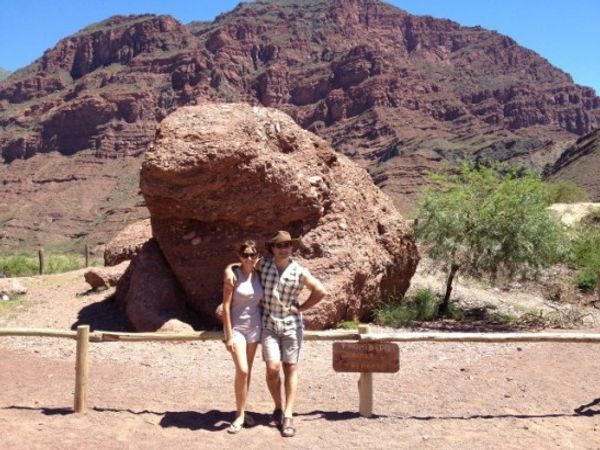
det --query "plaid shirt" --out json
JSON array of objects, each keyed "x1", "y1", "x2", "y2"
[{"x1": 258, "y1": 256, "x2": 307, "y2": 332}]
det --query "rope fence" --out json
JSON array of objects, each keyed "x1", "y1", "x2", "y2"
[{"x1": 2, "y1": 326, "x2": 600, "y2": 415}]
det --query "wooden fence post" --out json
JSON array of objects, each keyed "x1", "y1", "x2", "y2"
[
  {"x1": 74, "y1": 325, "x2": 90, "y2": 413},
  {"x1": 38, "y1": 247, "x2": 45, "y2": 275},
  {"x1": 84, "y1": 244, "x2": 90, "y2": 268},
  {"x1": 357, "y1": 324, "x2": 373, "y2": 418}
]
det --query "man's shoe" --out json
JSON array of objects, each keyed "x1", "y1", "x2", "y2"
[{"x1": 271, "y1": 408, "x2": 283, "y2": 428}]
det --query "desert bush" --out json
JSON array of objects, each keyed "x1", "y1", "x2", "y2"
[
  {"x1": 373, "y1": 288, "x2": 440, "y2": 327},
  {"x1": 0, "y1": 253, "x2": 39, "y2": 277},
  {"x1": 413, "y1": 288, "x2": 439, "y2": 320},
  {"x1": 568, "y1": 222, "x2": 600, "y2": 293},
  {"x1": 373, "y1": 295, "x2": 415, "y2": 328},
  {"x1": 416, "y1": 162, "x2": 568, "y2": 314},
  {"x1": 545, "y1": 180, "x2": 590, "y2": 204},
  {"x1": 45, "y1": 253, "x2": 85, "y2": 274}
]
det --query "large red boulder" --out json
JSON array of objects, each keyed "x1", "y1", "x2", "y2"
[{"x1": 135, "y1": 102, "x2": 418, "y2": 329}]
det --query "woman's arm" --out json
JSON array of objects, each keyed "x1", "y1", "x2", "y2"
[{"x1": 222, "y1": 271, "x2": 236, "y2": 353}]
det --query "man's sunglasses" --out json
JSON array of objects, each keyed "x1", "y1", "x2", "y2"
[
  {"x1": 273, "y1": 242, "x2": 293, "y2": 249},
  {"x1": 241, "y1": 252, "x2": 258, "y2": 258}
]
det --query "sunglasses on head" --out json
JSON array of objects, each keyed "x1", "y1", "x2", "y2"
[
  {"x1": 241, "y1": 252, "x2": 258, "y2": 258},
  {"x1": 273, "y1": 242, "x2": 293, "y2": 249}
]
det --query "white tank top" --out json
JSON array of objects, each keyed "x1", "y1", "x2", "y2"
[{"x1": 231, "y1": 268, "x2": 263, "y2": 328}]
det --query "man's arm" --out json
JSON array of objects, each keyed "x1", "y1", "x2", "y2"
[
  {"x1": 297, "y1": 271, "x2": 327, "y2": 312},
  {"x1": 224, "y1": 262, "x2": 241, "y2": 286}
]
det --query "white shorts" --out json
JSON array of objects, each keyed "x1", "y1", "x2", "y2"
[{"x1": 232, "y1": 324, "x2": 261, "y2": 344}]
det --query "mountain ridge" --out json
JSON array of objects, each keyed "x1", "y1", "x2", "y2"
[
  {"x1": 0, "y1": 0, "x2": 599, "y2": 251},
  {"x1": 0, "y1": 67, "x2": 10, "y2": 81}
]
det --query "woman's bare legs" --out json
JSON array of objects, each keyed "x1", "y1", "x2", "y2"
[{"x1": 230, "y1": 340, "x2": 259, "y2": 427}]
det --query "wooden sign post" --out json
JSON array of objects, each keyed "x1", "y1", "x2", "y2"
[{"x1": 332, "y1": 325, "x2": 399, "y2": 417}]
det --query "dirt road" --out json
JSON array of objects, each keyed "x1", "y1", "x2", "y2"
[{"x1": 1, "y1": 270, "x2": 599, "y2": 449}]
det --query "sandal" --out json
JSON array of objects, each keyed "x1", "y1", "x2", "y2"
[
  {"x1": 227, "y1": 420, "x2": 244, "y2": 434},
  {"x1": 281, "y1": 417, "x2": 296, "y2": 438},
  {"x1": 244, "y1": 413, "x2": 256, "y2": 427},
  {"x1": 271, "y1": 408, "x2": 283, "y2": 428}
]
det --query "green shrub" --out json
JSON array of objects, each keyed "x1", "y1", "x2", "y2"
[
  {"x1": 373, "y1": 289, "x2": 440, "y2": 327},
  {"x1": 545, "y1": 180, "x2": 590, "y2": 204},
  {"x1": 574, "y1": 267, "x2": 599, "y2": 293},
  {"x1": 0, "y1": 254, "x2": 39, "y2": 277},
  {"x1": 413, "y1": 288, "x2": 439, "y2": 320},
  {"x1": 45, "y1": 253, "x2": 85, "y2": 274},
  {"x1": 0, "y1": 251, "x2": 95, "y2": 277},
  {"x1": 373, "y1": 297, "x2": 417, "y2": 328},
  {"x1": 337, "y1": 320, "x2": 359, "y2": 330},
  {"x1": 568, "y1": 225, "x2": 600, "y2": 292}
]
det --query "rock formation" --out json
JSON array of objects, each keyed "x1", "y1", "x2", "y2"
[
  {"x1": 118, "y1": 102, "x2": 419, "y2": 330},
  {"x1": 116, "y1": 239, "x2": 192, "y2": 332},
  {"x1": 546, "y1": 128, "x2": 600, "y2": 201},
  {"x1": 104, "y1": 218, "x2": 152, "y2": 266},
  {"x1": 84, "y1": 261, "x2": 129, "y2": 289}
]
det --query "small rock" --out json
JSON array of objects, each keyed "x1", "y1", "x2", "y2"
[{"x1": 1, "y1": 294, "x2": 9, "y2": 301}]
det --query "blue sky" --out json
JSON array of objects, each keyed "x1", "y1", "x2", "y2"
[{"x1": 1, "y1": 0, "x2": 598, "y2": 93}]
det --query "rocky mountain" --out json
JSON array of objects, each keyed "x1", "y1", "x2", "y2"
[
  {"x1": 1, "y1": 0, "x2": 599, "y2": 251},
  {"x1": 547, "y1": 128, "x2": 600, "y2": 201},
  {"x1": 0, "y1": 68, "x2": 10, "y2": 81}
]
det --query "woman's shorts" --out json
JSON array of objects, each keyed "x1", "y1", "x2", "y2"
[{"x1": 232, "y1": 324, "x2": 261, "y2": 344}]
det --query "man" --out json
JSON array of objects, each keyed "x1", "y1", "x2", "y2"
[{"x1": 226, "y1": 230, "x2": 326, "y2": 437}]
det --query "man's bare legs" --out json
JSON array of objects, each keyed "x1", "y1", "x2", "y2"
[
  {"x1": 266, "y1": 361, "x2": 283, "y2": 420},
  {"x1": 282, "y1": 363, "x2": 298, "y2": 419}
]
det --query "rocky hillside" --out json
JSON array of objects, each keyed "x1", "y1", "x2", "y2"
[
  {"x1": 0, "y1": 68, "x2": 10, "y2": 81},
  {"x1": 1, "y1": 0, "x2": 599, "y2": 251},
  {"x1": 547, "y1": 128, "x2": 600, "y2": 200}
]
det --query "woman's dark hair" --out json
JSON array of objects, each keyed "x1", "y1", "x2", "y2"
[{"x1": 236, "y1": 240, "x2": 258, "y2": 255}]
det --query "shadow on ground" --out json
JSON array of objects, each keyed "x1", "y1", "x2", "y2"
[
  {"x1": 4, "y1": 406, "x2": 74, "y2": 416},
  {"x1": 70, "y1": 294, "x2": 130, "y2": 332},
  {"x1": 6, "y1": 398, "x2": 600, "y2": 424}
]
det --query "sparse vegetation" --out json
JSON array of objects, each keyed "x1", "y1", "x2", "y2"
[
  {"x1": 337, "y1": 319, "x2": 359, "y2": 329},
  {"x1": 0, "y1": 251, "x2": 102, "y2": 277},
  {"x1": 545, "y1": 180, "x2": 590, "y2": 203},
  {"x1": 0, "y1": 294, "x2": 24, "y2": 315},
  {"x1": 415, "y1": 162, "x2": 568, "y2": 314},
  {"x1": 568, "y1": 212, "x2": 600, "y2": 293},
  {"x1": 373, "y1": 288, "x2": 441, "y2": 327}
]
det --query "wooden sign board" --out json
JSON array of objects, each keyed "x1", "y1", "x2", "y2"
[{"x1": 332, "y1": 342, "x2": 399, "y2": 373}]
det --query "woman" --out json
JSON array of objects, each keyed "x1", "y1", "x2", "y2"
[{"x1": 222, "y1": 240, "x2": 263, "y2": 434}]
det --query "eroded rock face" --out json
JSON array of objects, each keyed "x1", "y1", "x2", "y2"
[{"x1": 138, "y1": 103, "x2": 419, "y2": 329}]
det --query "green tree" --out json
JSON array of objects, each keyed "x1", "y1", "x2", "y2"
[{"x1": 416, "y1": 163, "x2": 567, "y2": 314}]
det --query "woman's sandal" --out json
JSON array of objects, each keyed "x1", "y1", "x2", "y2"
[
  {"x1": 281, "y1": 417, "x2": 296, "y2": 438},
  {"x1": 227, "y1": 420, "x2": 244, "y2": 434}
]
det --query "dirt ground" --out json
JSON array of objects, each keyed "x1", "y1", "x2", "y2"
[{"x1": 1, "y1": 270, "x2": 600, "y2": 449}]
